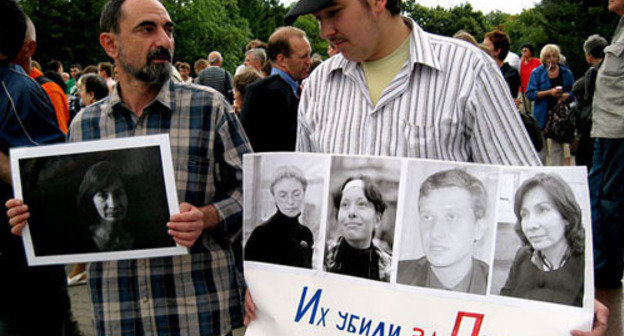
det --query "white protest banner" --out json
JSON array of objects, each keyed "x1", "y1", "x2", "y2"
[{"x1": 243, "y1": 153, "x2": 593, "y2": 336}]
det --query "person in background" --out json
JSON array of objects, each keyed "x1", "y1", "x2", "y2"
[
  {"x1": 196, "y1": 51, "x2": 233, "y2": 103},
  {"x1": 572, "y1": 35, "x2": 608, "y2": 169},
  {"x1": 0, "y1": 1, "x2": 80, "y2": 334},
  {"x1": 453, "y1": 30, "x2": 478, "y2": 46},
  {"x1": 45, "y1": 59, "x2": 68, "y2": 92},
  {"x1": 67, "y1": 63, "x2": 82, "y2": 94},
  {"x1": 240, "y1": 26, "x2": 311, "y2": 152},
  {"x1": 519, "y1": 43, "x2": 541, "y2": 114},
  {"x1": 483, "y1": 29, "x2": 520, "y2": 99},
  {"x1": 244, "y1": 48, "x2": 266, "y2": 74},
  {"x1": 98, "y1": 61, "x2": 116, "y2": 92},
  {"x1": 589, "y1": 0, "x2": 624, "y2": 291},
  {"x1": 193, "y1": 58, "x2": 209, "y2": 83},
  {"x1": 232, "y1": 66, "x2": 261, "y2": 114},
  {"x1": 235, "y1": 39, "x2": 268, "y2": 75},
  {"x1": 12, "y1": 16, "x2": 70, "y2": 134},
  {"x1": 526, "y1": 44, "x2": 574, "y2": 166},
  {"x1": 175, "y1": 61, "x2": 192, "y2": 83}
]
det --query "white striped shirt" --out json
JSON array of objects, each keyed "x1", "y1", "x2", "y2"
[{"x1": 296, "y1": 19, "x2": 541, "y2": 166}]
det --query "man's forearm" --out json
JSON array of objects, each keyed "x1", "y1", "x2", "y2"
[{"x1": 0, "y1": 152, "x2": 11, "y2": 185}]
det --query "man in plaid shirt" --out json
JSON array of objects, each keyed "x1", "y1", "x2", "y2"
[{"x1": 6, "y1": 0, "x2": 251, "y2": 334}]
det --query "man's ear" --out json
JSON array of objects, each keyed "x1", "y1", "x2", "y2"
[
  {"x1": 369, "y1": 0, "x2": 387, "y2": 15},
  {"x1": 24, "y1": 40, "x2": 37, "y2": 58},
  {"x1": 100, "y1": 33, "x2": 119, "y2": 59},
  {"x1": 275, "y1": 53, "x2": 287, "y2": 69}
]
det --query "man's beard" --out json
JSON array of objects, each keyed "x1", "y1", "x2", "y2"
[{"x1": 120, "y1": 47, "x2": 172, "y2": 85}]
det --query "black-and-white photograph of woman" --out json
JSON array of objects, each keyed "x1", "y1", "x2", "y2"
[
  {"x1": 245, "y1": 165, "x2": 313, "y2": 268},
  {"x1": 492, "y1": 171, "x2": 587, "y2": 307},
  {"x1": 18, "y1": 146, "x2": 175, "y2": 257},
  {"x1": 324, "y1": 156, "x2": 400, "y2": 282},
  {"x1": 243, "y1": 154, "x2": 327, "y2": 269},
  {"x1": 77, "y1": 161, "x2": 132, "y2": 251}
]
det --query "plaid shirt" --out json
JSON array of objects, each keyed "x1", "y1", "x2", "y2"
[{"x1": 68, "y1": 80, "x2": 250, "y2": 336}]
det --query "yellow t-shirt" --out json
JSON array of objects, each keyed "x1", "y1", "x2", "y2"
[{"x1": 361, "y1": 36, "x2": 411, "y2": 107}]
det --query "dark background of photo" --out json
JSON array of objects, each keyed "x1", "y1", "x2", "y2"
[{"x1": 20, "y1": 146, "x2": 175, "y2": 256}]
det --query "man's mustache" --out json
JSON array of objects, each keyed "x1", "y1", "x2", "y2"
[{"x1": 147, "y1": 48, "x2": 172, "y2": 63}]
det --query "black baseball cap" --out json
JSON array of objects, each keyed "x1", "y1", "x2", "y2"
[{"x1": 285, "y1": 0, "x2": 334, "y2": 25}]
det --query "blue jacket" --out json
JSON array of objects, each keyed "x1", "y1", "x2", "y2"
[{"x1": 526, "y1": 64, "x2": 574, "y2": 128}]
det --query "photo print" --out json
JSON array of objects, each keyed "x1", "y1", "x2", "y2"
[
  {"x1": 11, "y1": 135, "x2": 184, "y2": 265},
  {"x1": 243, "y1": 153, "x2": 330, "y2": 270},
  {"x1": 324, "y1": 155, "x2": 402, "y2": 282},
  {"x1": 397, "y1": 161, "x2": 499, "y2": 295},
  {"x1": 491, "y1": 168, "x2": 589, "y2": 307}
]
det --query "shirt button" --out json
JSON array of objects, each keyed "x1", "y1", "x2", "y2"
[{"x1": 142, "y1": 297, "x2": 149, "y2": 303}]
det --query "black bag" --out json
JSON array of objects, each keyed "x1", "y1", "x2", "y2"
[
  {"x1": 544, "y1": 100, "x2": 576, "y2": 143},
  {"x1": 520, "y1": 112, "x2": 544, "y2": 152}
]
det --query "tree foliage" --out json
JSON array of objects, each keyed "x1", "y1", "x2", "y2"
[
  {"x1": 163, "y1": 0, "x2": 251, "y2": 73},
  {"x1": 16, "y1": 0, "x2": 623, "y2": 81},
  {"x1": 19, "y1": 0, "x2": 251, "y2": 74},
  {"x1": 236, "y1": 0, "x2": 287, "y2": 43},
  {"x1": 293, "y1": 14, "x2": 329, "y2": 58}
]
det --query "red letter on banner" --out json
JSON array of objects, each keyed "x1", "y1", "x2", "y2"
[{"x1": 450, "y1": 312, "x2": 484, "y2": 336}]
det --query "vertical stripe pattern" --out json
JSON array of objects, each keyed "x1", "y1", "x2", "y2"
[{"x1": 297, "y1": 19, "x2": 541, "y2": 166}]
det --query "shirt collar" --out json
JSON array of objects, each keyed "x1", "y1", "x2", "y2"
[
  {"x1": 105, "y1": 79, "x2": 174, "y2": 116},
  {"x1": 327, "y1": 17, "x2": 442, "y2": 75},
  {"x1": 271, "y1": 67, "x2": 299, "y2": 96}
]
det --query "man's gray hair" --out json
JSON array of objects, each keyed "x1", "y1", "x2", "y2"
[
  {"x1": 584, "y1": 34, "x2": 608, "y2": 59},
  {"x1": 246, "y1": 48, "x2": 266, "y2": 64},
  {"x1": 208, "y1": 51, "x2": 222, "y2": 65}
]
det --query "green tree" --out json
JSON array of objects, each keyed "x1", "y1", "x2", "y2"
[
  {"x1": 237, "y1": 0, "x2": 287, "y2": 42},
  {"x1": 403, "y1": 2, "x2": 488, "y2": 40},
  {"x1": 164, "y1": 0, "x2": 251, "y2": 73},
  {"x1": 19, "y1": 0, "x2": 108, "y2": 69},
  {"x1": 293, "y1": 14, "x2": 329, "y2": 58}
]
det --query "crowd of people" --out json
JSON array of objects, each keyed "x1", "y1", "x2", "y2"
[{"x1": 1, "y1": 0, "x2": 622, "y2": 334}]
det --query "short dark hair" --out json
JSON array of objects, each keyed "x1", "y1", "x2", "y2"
[
  {"x1": 267, "y1": 26, "x2": 306, "y2": 63},
  {"x1": 98, "y1": 61, "x2": 113, "y2": 77},
  {"x1": 70, "y1": 63, "x2": 82, "y2": 70},
  {"x1": 46, "y1": 59, "x2": 63, "y2": 72},
  {"x1": 100, "y1": 0, "x2": 126, "y2": 33},
  {"x1": 419, "y1": 169, "x2": 487, "y2": 220},
  {"x1": 357, "y1": 0, "x2": 401, "y2": 15},
  {"x1": 80, "y1": 73, "x2": 110, "y2": 101},
  {"x1": 513, "y1": 173, "x2": 585, "y2": 255},
  {"x1": 0, "y1": 0, "x2": 27, "y2": 65},
  {"x1": 484, "y1": 29, "x2": 510, "y2": 61},
  {"x1": 333, "y1": 175, "x2": 387, "y2": 217},
  {"x1": 521, "y1": 42, "x2": 535, "y2": 56}
]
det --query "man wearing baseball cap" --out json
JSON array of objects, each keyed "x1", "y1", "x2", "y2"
[{"x1": 251, "y1": 1, "x2": 607, "y2": 335}]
